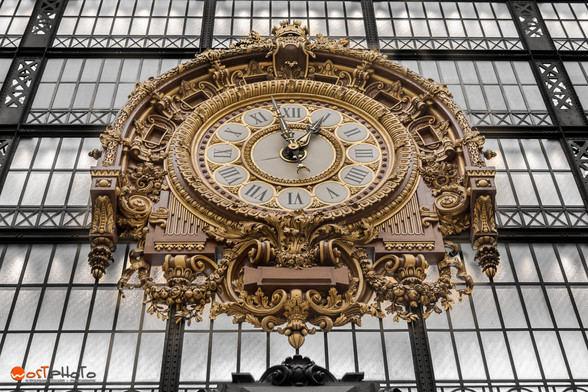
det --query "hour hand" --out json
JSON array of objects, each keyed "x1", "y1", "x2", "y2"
[{"x1": 296, "y1": 116, "x2": 325, "y2": 148}]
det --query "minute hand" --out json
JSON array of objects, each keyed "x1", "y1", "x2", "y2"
[{"x1": 271, "y1": 97, "x2": 295, "y2": 143}]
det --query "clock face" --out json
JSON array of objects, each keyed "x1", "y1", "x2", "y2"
[{"x1": 189, "y1": 96, "x2": 395, "y2": 215}]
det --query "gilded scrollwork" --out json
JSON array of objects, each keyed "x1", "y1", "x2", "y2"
[
  {"x1": 433, "y1": 184, "x2": 470, "y2": 236},
  {"x1": 119, "y1": 249, "x2": 223, "y2": 323},
  {"x1": 125, "y1": 162, "x2": 168, "y2": 202},
  {"x1": 364, "y1": 250, "x2": 473, "y2": 322}
]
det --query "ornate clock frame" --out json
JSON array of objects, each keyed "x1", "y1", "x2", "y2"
[{"x1": 88, "y1": 21, "x2": 500, "y2": 349}]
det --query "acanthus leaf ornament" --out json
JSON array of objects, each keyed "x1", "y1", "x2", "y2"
[{"x1": 89, "y1": 21, "x2": 500, "y2": 349}]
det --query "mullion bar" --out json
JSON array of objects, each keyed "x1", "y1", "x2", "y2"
[
  {"x1": 378, "y1": 318, "x2": 391, "y2": 387},
  {"x1": 445, "y1": 311, "x2": 465, "y2": 388}
]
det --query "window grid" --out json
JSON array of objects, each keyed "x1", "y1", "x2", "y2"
[
  {"x1": 398, "y1": 60, "x2": 552, "y2": 127},
  {"x1": 375, "y1": 2, "x2": 522, "y2": 51},
  {"x1": 1, "y1": 0, "x2": 588, "y2": 390},
  {"x1": 485, "y1": 138, "x2": 587, "y2": 228},
  {"x1": 212, "y1": 1, "x2": 367, "y2": 49},
  {"x1": 425, "y1": 242, "x2": 588, "y2": 386},
  {"x1": 180, "y1": 304, "x2": 414, "y2": 388},
  {"x1": 0, "y1": 242, "x2": 166, "y2": 389},
  {"x1": 0, "y1": 0, "x2": 36, "y2": 48},
  {"x1": 27, "y1": 58, "x2": 186, "y2": 126},
  {"x1": 0, "y1": 137, "x2": 101, "y2": 229},
  {"x1": 53, "y1": 0, "x2": 204, "y2": 49},
  {"x1": 539, "y1": 2, "x2": 588, "y2": 51}
]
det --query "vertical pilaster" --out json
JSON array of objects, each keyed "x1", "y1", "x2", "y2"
[
  {"x1": 408, "y1": 307, "x2": 436, "y2": 392},
  {"x1": 159, "y1": 308, "x2": 186, "y2": 392},
  {"x1": 360, "y1": 0, "x2": 379, "y2": 50},
  {"x1": 200, "y1": 0, "x2": 216, "y2": 50}
]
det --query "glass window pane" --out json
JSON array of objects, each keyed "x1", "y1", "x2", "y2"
[
  {"x1": 62, "y1": 288, "x2": 92, "y2": 330},
  {"x1": 135, "y1": 333, "x2": 165, "y2": 381},
  {"x1": 385, "y1": 332, "x2": 414, "y2": 380},
  {"x1": 356, "y1": 332, "x2": 385, "y2": 379},
  {"x1": 0, "y1": 172, "x2": 26, "y2": 205},
  {"x1": 21, "y1": 172, "x2": 50, "y2": 205},
  {"x1": 327, "y1": 332, "x2": 354, "y2": 379},
  {"x1": 554, "y1": 173, "x2": 584, "y2": 206},
  {"x1": 9, "y1": 289, "x2": 41, "y2": 330},
  {"x1": 507, "y1": 331, "x2": 543, "y2": 379},
  {"x1": 209, "y1": 333, "x2": 238, "y2": 381},
  {"x1": 481, "y1": 331, "x2": 514, "y2": 380},
  {"x1": 455, "y1": 332, "x2": 486, "y2": 380},
  {"x1": 240, "y1": 332, "x2": 267, "y2": 379},
  {"x1": 180, "y1": 333, "x2": 209, "y2": 381},
  {"x1": 561, "y1": 331, "x2": 588, "y2": 378},
  {"x1": 107, "y1": 333, "x2": 138, "y2": 382},
  {"x1": 429, "y1": 332, "x2": 459, "y2": 380},
  {"x1": 24, "y1": 333, "x2": 56, "y2": 372}
]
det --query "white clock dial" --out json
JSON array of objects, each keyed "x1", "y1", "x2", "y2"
[
  {"x1": 192, "y1": 96, "x2": 396, "y2": 219},
  {"x1": 252, "y1": 130, "x2": 336, "y2": 180}
]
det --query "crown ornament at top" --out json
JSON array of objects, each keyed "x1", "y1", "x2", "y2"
[{"x1": 271, "y1": 20, "x2": 309, "y2": 39}]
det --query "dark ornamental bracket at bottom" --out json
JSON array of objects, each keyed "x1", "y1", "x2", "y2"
[{"x1": 217, "y1": 355, "x2": 382, "y2": 392}]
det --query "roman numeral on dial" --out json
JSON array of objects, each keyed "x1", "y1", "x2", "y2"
[
  {"x1": 240, "y1": 182, "x2": 274, "y2": 203},
  {"x1": 244, "y1": 109, "x2": 273, "y2": 127},
  {"x1": 314, "y1": 182, "x2": 349, "y2": 204},
  {"x1": 217, "y1": 123, "x2": 249, "y2": 142},
  {"x1": 214, "y1": 165, "x2": 247, "y2": 186},
  {"x1": 277, "y1": 188, "x2": 312, "y2": 210},
  {"x1": 348, "y1": 144, "x2": 380, "y2": 163},
  {"x1": 340, "y1": 165, "x2": 373, "y2": 186},
  {"x1": 206, "y1": 144, "x2": 239, "y2": 163},
  {"x1": 336, "y1": 123, "x2": 368, "y2": 142},
  {"x1": 281, "y1": 104, "x2": 306, "y2": 121}
]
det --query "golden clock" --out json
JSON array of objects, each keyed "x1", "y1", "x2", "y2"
[{"x1": 187, "y1": 93, "x2": 399, "y2": 217}]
